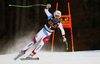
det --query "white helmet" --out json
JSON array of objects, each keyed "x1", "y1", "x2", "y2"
[{"x1": 53, "y1": 10, "x2": 61, "y2": 18}]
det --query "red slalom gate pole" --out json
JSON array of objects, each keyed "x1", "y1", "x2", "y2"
[
  {"x1": 51, "y1": 3, "x2": 58, "y2": 51},
  {"x1": 68, "y1": 2, "x2": 74, "y2": 51}
]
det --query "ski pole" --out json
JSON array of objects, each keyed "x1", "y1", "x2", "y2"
[
  {"x1": 65, "y1": 42, "x2": 68, "y2": 50},
  {"x1": 9, "y1": 4, "x2": 47, "y2": 8}
]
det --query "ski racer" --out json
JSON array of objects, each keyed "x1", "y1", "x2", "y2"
[{"x1": 15, "y1": 4, "x2": 67, "y2": 59}]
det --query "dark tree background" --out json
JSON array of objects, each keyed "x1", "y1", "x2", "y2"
[{"x1": 0, "y1": 0, "x2": 100, "y2": 54}]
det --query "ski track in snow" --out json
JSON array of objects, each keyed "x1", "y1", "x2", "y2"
[{"x1": 0, "y1": 50, "x2": 100, "y2": 64}]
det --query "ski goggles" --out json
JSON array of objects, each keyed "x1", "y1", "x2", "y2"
[{"x1": 55, "y1": 15, "x2": 60, "y2": 18}]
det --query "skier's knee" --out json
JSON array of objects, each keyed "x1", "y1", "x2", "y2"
[
  {"x1": 39, "y1": 41, "x2": 44, "y2": 46},
  {"x1": 33, "y1": 36, "x2": 37, "y2": 44},
  {"x1": 43, "y1": 35, "x2": 51, "y2": 44}
]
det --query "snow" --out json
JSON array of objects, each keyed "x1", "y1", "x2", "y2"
[{"x1": 0, "y1": 50, "x2": 100, "y2": 64}]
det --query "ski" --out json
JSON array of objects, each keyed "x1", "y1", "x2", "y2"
[
  {"x1": 20, "y1": 57, "x2": 39, "y2": 60},
  {"x1": 14, "y1": 53, "x2": 25, "y2": 60}
]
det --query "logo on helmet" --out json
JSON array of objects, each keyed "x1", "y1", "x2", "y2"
[
  {"x1": 57, "y1": 12, "x2": 60, "y2": 14},
  {"x1": 53, "y1": 10, "x2": 61, "y2": 18}
]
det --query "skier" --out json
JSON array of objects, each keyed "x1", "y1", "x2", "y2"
[{"x1": 14, "y1": 4, "x2": 67, "y2": 60}]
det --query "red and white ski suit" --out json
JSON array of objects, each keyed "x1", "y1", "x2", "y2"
[{"x1": 22, "y1": 7, "x2": 65, "y2": 55}]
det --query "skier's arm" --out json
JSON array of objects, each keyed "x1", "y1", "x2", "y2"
[
  {"x1": 44, "y1": 7, "x2": 52, "y2": 17},
  {"x1": 59, "y1": 22, "x2": 67, "y2": 42},
  {"x1": 59, "y1": 22, "x2": 65, "y2": 36},
  {"x1": 44, "y1": 4, "x2": 53, "y2": 20}
]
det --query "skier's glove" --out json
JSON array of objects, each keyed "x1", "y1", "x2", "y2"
[
  {"x1": 63, "y1": 36, "x2": 67, "y2": 43},
  {"x1": 47, "y1": 4, "x2": 51, "y2": 8}
]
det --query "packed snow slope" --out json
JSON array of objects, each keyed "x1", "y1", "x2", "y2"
[{"x1": 0, "y1": 50, "x2": 100, "y2": 64}]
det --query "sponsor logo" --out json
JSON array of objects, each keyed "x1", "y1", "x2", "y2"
[{"x1": 48, "y1": 20, "x2": 58, "y2": 28}]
